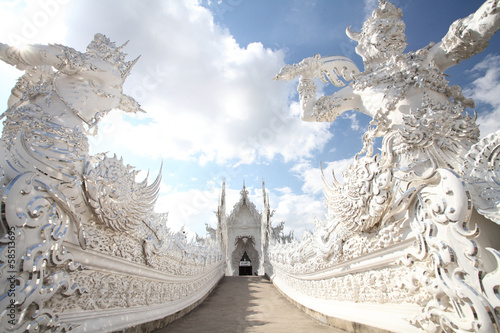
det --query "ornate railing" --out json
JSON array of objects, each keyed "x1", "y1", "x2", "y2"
[{"x1": 270, "y1": 133, "x2": 500, "y2": 333}]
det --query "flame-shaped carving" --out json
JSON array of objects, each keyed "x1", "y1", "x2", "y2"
[
  {"x1": 83, "y1": 154, "x2": 161, "y2": 233},
  {"x1": 321, "y1": 155, "x2": 393, "y2": 235},
  {"x1": 463, "y1": 129, "x2": 500, "y2": 224}
]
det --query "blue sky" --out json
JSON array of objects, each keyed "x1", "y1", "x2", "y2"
[{"x1": 1, "y1": 0, "x2": 500, "y2": 238}]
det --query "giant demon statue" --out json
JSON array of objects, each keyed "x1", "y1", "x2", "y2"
[
  {"x1": 276, "y1": 0, "x2": 500, "y2": 255},
  {"x1": 0, "y1": 34, "x2": 166, "y2": 331},
  {"x1": 275, "y1": 1, "x2": 500, "y2": 332}
]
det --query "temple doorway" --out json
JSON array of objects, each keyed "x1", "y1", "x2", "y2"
[
  {"x1": 231, "y1": 236, "x2": 259, "y2": 276},
  {"x1": 239, "y1": 252, "x2": 252, "y2": 276}
]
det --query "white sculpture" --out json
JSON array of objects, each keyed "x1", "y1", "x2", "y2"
[
  {"x1": 0, "y1": 34, "x2": 223, "y2": 332},
  {"x1": 463, "y1": 129, "x2": 500, "y2": 224},
  {"x1": 273, "y1": 1, "x2": 500, "y2": 332}
]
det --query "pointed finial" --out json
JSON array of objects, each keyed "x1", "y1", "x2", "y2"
[
  {"x1": 118, "y1": 40, "x2": 130, "y2": 50},
  {"x1": 122, "y1": 55, "x2": 140, "y2": 79},
  {"x1": 240, "y1": 179, "x2": 249, "y2": 201},
  {"x1": 220, "y1": 178, "x2": 225, "y2": 204}
]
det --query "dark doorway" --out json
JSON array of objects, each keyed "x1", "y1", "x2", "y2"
[{"x1": 239, "y1": 252, "x2": 252, "y2": 276}]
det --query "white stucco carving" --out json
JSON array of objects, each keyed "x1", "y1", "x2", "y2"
[
  {"x1": 0, "y1": 34, "x2": 223, "y2": 332},
  {"x1": 1, "y1": 2, "x2": 499, "y2": 332},
  {"x1": 272, "y1": 1, "x2": 500, "y2": 332},
  {"x1": 216, "y1": 181, "x2": 272, "y2": 276},
  {"x1": 463, "y1": 129, "x2": 500, "y2": 224}
]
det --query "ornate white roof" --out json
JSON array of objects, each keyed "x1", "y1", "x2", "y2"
[{"x1": 226, "y1": 184, "x2": 262, "y2": 226}]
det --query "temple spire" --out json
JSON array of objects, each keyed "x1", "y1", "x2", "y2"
[
  {"x1": 261, "y1": 178, "x2": 266, "y2": 203},
  {"x1": 240, "y1": 179, "x2": 249, "y2": 203}
]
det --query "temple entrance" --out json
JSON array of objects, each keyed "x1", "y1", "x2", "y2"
[
  {"x1": 238, "y1": 252, "x2": 252, "y2": 276},
  {"x1": 231, "y1": 236, "x2": 259, "y2": 276}
]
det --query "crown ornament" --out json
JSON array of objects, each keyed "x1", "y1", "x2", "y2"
[
  {"x1": 86, "y1": 33, "x2": 139, "y2": 78},
  {"x1": 346, "y1": 0, "x2": 404, "y2": 42}
]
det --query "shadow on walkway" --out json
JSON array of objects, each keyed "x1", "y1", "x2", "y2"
[{"x1": 153, "y1": 276, "x2": 345, "y2": 333}]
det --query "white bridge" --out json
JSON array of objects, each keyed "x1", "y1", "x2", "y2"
[{"x1": 0, "y1": 1, "x2": 500, "y2": 332}]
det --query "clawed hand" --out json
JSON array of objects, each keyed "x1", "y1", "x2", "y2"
[
  {"x1": 274, "y1": 54, "x2": 323, "y2": 81},
  {"x1": 275, "y1": 54, "x2": 359, "y2": 88}
]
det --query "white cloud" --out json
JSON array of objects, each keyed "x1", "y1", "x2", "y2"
[
  {"x1": 268, "y1": 187, "x2": 326, "y2": 236},
  {"x1": 0, "y1": 0, "x2": 69, "y2": 46},
  {"x1": 464, "y1": 54, "x2": 500, "y2": 137},
  {"x1": 155, "y1": 186, "x2": 220, "y2": 234},
  {"x1": 363, "y1": 0, "x2": 377, "y2": 20},
  {"x1": 341, "y1": 112, "x2": 360, "y2": 131},
  {"x1": 50, "y1": 0, "x2": 333, "y2": 166},
  {"x1": 271, "y1": 157, "x2": 357, "y2": 235}
]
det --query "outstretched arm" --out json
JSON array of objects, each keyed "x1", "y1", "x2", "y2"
[
  {"x1": 0, "y1": 42, "x2": 71, "y2": 71},
  {"x1": 299, "y1": 83, "x2": 362, "y2": 122},
  {"x1": 275, "y1": 54, "x2": 361, "y2": 122},
  {"x1": 429, "y1": 0, "x2": 500, "y2": 71}
]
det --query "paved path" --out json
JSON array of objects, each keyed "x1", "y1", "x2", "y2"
[{"x1": 154, "y1": 276, "x2": 345, "y2": 333}]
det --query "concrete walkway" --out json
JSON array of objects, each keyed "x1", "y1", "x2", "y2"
[{"x1": 154, "y1": 276, "x2": 345, "y2": 333}]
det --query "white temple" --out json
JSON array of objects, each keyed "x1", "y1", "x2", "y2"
[
  {"x1": 216, "y1": 180, "x2": 272, "y2": 276},
  {"x1": 0, "y1": 1, "x2": 499, "y2": 332}
]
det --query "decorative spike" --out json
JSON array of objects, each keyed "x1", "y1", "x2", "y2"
[
  {"x1": 123, "y1": 55, "x2": 141, "y2": 78},
  {"x1": 118, "y1": 94, "x2": 144, "y2": 114},
  {"x1": 118, "y1": 40, "x2": 130, "y2": 50}
]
